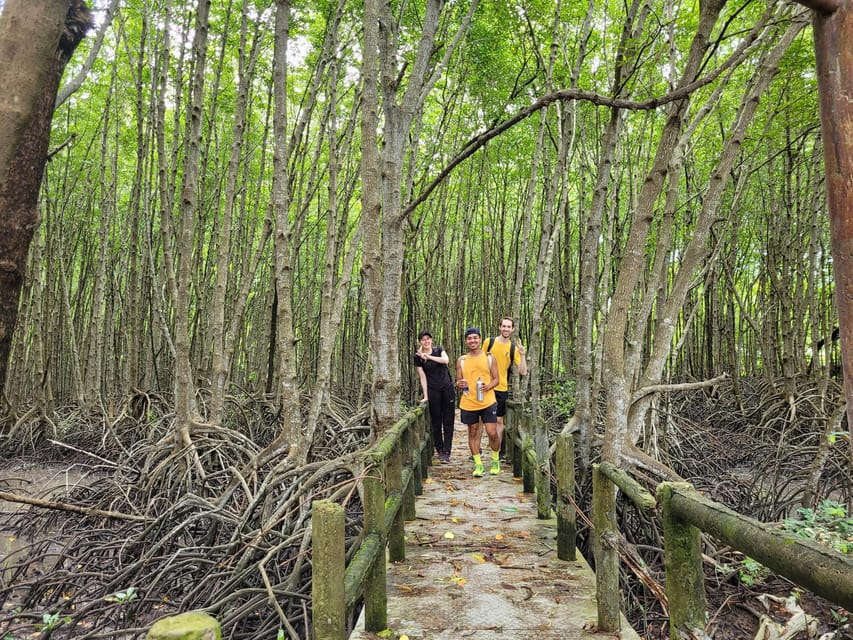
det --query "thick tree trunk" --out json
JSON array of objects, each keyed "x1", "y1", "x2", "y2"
[
  {"x1": 811, "y1": 1, "x2": 853, "y2": 450},
  {"x1": 0, "y1": 0, "x2": 91, "y2": 398}
]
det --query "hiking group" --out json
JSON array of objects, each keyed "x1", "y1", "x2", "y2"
[{"x1": 414, "y1": 317, "x2": 528, "y2": 477}]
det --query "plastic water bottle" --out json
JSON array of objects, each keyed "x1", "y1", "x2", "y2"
[{"x1": 476, "y1": 377, "x2": 484, "y2": 401}]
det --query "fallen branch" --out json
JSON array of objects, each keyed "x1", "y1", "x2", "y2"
[{"x1": 0, "y1": 490, "x2": 145, "y2": 522}]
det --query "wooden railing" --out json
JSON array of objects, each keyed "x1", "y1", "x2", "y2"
[
  {"x1": 507, "y1": 398, "x2": 853, "y2": 637},
  {"x1": 311, "y1": 405, "x2": 430, "y2": 639}
]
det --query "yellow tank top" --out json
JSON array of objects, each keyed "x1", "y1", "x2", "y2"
[{"x1": 459, "y1": 352, "x2": 496, "y2": 411}]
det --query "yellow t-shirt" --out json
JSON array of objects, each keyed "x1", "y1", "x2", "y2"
[
  {"x1": 459, "y1": 352, "x2": 496, "y2": 411},
  {"x1": 485, "y1": 338, "x2": 521, "y2": 391}
]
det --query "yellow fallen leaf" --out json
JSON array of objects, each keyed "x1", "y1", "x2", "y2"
[
  {"x1": 424, "y1": 478, "x2": 435, "y2": 484},
  {"x1": 518, "y1": 530, "x2": 531, "y2": 539},
  {"x1": 494, "y1": 534, "x2": 504, "y2": 540},
  {"x1": 444, "y1": 531, "x2": 455, "y2": 539},
  {"x1": 471, "y1": 553, "x2": 486, "y2": 563},
  {"x1": 451, "y1": 517, "x2": 459, "y2": 523},
  {"x1": 449, "y1": 498, "x2": 459, "y2": 505},
  {"x1": 400, "y1": 635, "x2": 410, "y2": 640}
]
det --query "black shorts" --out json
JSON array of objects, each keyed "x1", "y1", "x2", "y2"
[
  {"x1": 460, "y1": 404, "x2": 497, "y2": 425},
  {"x1": 494, "y1": 390, "x2": 509, "y2": 417}
]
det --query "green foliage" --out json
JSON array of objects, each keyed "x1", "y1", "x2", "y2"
[
  {"x1": 783, "y1": 500, "x2": 853, "y2": 554},
  {"x1": 737, "y1": 557, "x2": 768, "y2": 586},
  {"x1": 35, "y1": 612, "x2": 72, "y2": 633},
  {"x1": 104, "y1": 587, "x2": 138, "y2": 603},
  {"x1": 543, "y1": 379, "x2": 576, "y2": 418}
]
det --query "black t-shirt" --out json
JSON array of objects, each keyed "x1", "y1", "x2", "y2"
[{"x1": 414, "y1": 346, "x2": 454, "y2": 391}]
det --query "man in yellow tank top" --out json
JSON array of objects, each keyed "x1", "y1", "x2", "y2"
[{"x1": 456, "y1": 327, "x2": 500, "y2": 477}]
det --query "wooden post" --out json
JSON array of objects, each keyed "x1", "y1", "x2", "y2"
[
  {"x1": 419, "y1": 407, "x2": 431, "y2": 479},
  {"x1": 411, "y1": 409, "x2": 424, "y2": 496},
  {"x1": 556, "y1": 432, "x2": 576, "y2": 560},
  {"x1": 400, "y1": 426, "x2": 416, "y2": 521},
  {"x1": 535, "y1": 455, "x2": 550, "y2": 519},
  {"x1": 509, "y1": 403, "x2": 523, "y2": 478},
  {"x1": 311, "y1": 500, "x2": 346, "y2": 640},
  {"x1": 387, "y1": 445, "x2": 406, "y2": 561},
  {"x1": 657, "y1": 482, "x2": 707, "y2": 638},
  {"x1": 362, "y1": 456, "x2": 387, "y2": 632},
  {"x1": 533, "y1": 404, "x2": 551, "y2": 519},
  {"x1": 522, "y1": 434, "x2": 535, "y2": 494},
  {"x1": 592, "y1": 464, "x2": 620, "y2": 632}
]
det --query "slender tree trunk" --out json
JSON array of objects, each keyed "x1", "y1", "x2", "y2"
[{"x1": 601, "y1": 0, "x2": 727, "y2": 464}]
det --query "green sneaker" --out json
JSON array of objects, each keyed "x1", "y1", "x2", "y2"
[
  {"x1": 472, "y1": 462, "x2": 484, "y2": 477},
  {"x1": 490, "y1": 459, "x2": 500, "y2": 475}
]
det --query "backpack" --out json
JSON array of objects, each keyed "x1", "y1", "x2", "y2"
[{"x1": 486, "y1": 337, "x2": 516, "y2": 376}]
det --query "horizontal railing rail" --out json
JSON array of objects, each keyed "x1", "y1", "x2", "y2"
[{"x1": 659, "y1": 481, "x2": 853, "y2": 637}]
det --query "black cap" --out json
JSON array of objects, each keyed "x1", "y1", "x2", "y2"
[
  {"x1": 464, "y1": 327, "x2": 481, "y2": 338},
  {"x1": 418, "y1": 330, "x2": 432, "y2": 340}
]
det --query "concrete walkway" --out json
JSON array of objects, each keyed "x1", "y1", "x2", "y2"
[{"x1": 349, "y1": 422, "x2": 641, "y2": 640}]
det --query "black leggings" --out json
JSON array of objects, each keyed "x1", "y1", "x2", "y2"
[{"x1": 428, "y1": 387, "x2": 456, "y2": 453}]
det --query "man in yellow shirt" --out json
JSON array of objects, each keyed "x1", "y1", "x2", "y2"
[
  {"x1": 456, "y1": 327, "x2": 500, "y2": 477},
  {"x1": 484, "y1": 317, "x2": 528, "y2": 450}
]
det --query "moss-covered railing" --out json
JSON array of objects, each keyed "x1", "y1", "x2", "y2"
[
  {"x1": 658, "y1": 482, "x2": 853, "y2": 638},
  {"x1": 506, "y1": 399, "x2": 853, "y2": 637},
  {"x1": 311, "y1": 405, "x2": 430, "y2": 640}
]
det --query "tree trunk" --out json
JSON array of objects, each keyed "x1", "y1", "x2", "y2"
[{"x1": 0, "y1": 0, "x2": 91, "y2": 398}]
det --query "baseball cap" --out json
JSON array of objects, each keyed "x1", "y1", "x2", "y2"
[
  {"x1": 464, "y1": 327, "x2": 481, "y2": 338},
  {"x1": 418, "y1": 330, "x2": 432, "y2": 340}
]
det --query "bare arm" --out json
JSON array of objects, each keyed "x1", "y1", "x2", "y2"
[
  {"x1": 456, "y1": 357, "x2": 466, "y2": 389},
  {"x1": 487, "y1": 354, "x2": 499, "y2": 391},
  {"x1": 417, "y1": 366, "x2": 428, "y2": 402},
  {"x1": 517, "y1": 343, "x2": 528, "y2": 376}
]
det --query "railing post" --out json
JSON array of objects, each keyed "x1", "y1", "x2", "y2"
[
  {"x1": 556, "y1": 432, "x2": 576, "y2": 560},
  {"x1": 400, "y1": 421, "x2": 417, "y2": 520},
  {"x1": 534, "y1": 406, "x2": 550, "y2": 519},
  {"x1": 410, "y1": 410, "x2": 424, "y2": 496},
  {"x1": 419, "y1": 407, "x2": 431, "y2": 479},
  {"x1": 388, "y1": 444, "x2": 406, "y2": 561},
  {"x1": 522, "y1": 435, "x2": 535, "y2": 494},
  {"x1": 657, "y1": 483, "x2": 710, "y2": 637},
  {"x1": 592, "y1": 464, "x2": 620, "y2": 632},
  {"x1": 510, "y1": 402, "x2": 524, "y2": 479},
  {"x1": 363, "y1": 455, "x2": 387, "y2": 632},
  {"x1": 311, "y1": 499, "x2": 346, "y2": 640}
]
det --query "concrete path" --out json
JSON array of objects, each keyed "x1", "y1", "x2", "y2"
[{"x1": 349, "y1": 423, "x2": 641, "y2": 640}]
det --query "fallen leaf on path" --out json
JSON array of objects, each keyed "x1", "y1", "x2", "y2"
[
  {"x1": 471, "y1": 553, "x2": 486, "y2": 563},
  {"x1": 444, "y1": 531, "x2": 455, "y2": 539},
  {"x1": 517, "y1": 530, "x2": 531, "y2": 539},
  {"x1": 494, "y1": 534, "x2": 504, "y2": 540}
]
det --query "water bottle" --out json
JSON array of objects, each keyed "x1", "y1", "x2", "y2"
[{"x1": 476, "y1": 377, "x2": 484, "y2": 401}]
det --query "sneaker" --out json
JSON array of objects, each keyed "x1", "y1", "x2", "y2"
[
  {"x1": 490, "y1": 459, "x2": 500, "y2": 475},
  {"x1": 472, "y1": 462, "x2": 484, "y2": 477},
  {"x1": 442, "y1": 451, "x2": 451, "y2": 463}
]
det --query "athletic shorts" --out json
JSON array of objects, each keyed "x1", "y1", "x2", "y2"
[
  {"x1": 494, "y1": 390, "x2": 508, "y2": 417},
  {"x1": 460, "y1": 404, "x2": 497, "y2": 425}
]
